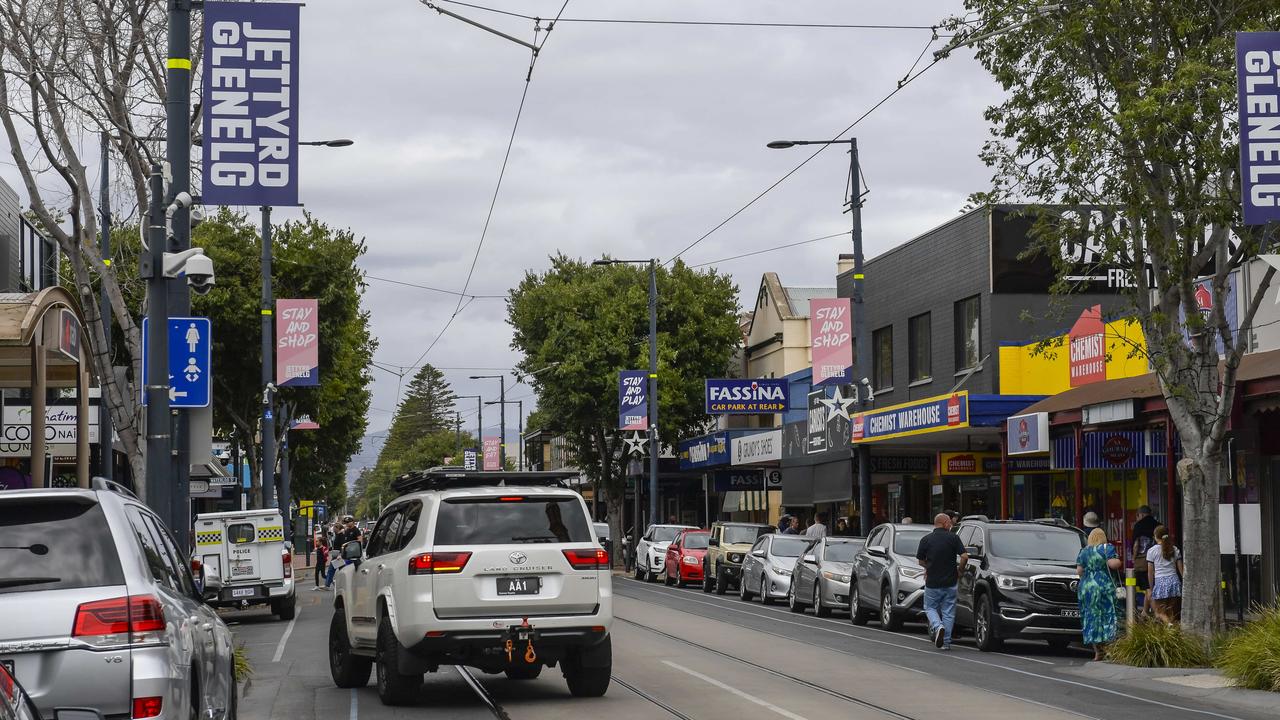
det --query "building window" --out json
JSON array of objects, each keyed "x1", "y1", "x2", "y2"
[
  {"x1": 908, "y1": 313, "x2": 931, "y2": 383},
  {"x1": 872, "y1": 326, "x2": 893, "y2": 390},
  {"x1": 954, "y1": 295, "x2": 981, "y2": 371}
]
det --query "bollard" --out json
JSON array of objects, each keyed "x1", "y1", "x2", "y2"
[{"x1": 1125, "y1": 567, "x2": 1136, "y2": 626}]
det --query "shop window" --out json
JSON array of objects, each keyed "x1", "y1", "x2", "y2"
[
  {"x1": 954, "y1": 296, "x2": 981, "y2": 371},
  {"x1": 908, "y1": 313, "x2": 931, "y2": 383},
  {"x1": 873, "y1": 326, "x2": 893, "y2": 390}
]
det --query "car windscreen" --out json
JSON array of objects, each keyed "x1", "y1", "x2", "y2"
[
  {"x1": 825, "y1": 542, "x2": 863, "y2": 562},
  {"x1": 989, "y1": 528, "x2": 1083, "y2": 562},
  {"x1": 894, "y1": 530, "x2": 929, "y2": 556},
  {"x1": 770, "y1": 537, "x2": 811, "y2": 557},
  {"x1": 434, "y1": 497, "x2": 592, "y2": 545},
  {"x1": 722, "y1": 526, "x2": 769, "y2": 544},
  {"x1": 682, "y1": 533, "x2": 709, "y2": 550},
  {"x1": 0, "y1": 500, "x2": 125, "y2": 594},
  {"x1": 652, "y1": 527, "x2": 683, "y2": 543}
]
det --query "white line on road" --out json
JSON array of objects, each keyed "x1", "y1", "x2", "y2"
[
  {"x1": 348, "y1": 688, "x2": 357, "y2": 720},
  {"x1": 662, "y1": 660, "x2": 810, "y2": 720},
  {"x1": 271, "y1": 608, "x2": 300, "y2": 663}
]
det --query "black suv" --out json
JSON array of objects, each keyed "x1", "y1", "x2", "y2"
[{"x1": 954, "y1": 517, "x2": 1086, "y2": 652}]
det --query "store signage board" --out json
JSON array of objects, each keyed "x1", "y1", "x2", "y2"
[
  {"x1": 1007, "y1": 411, "x2": 1049, "y2": 455},
  {"x1": 705, "y1": 378, "x2": 790, "y2": 414},
  {"x1": 852, "y1": 391, "x2": 969, "y2": 443},
  {"x1": 732, "y1": 429, "x2": 782, "y2": 465},
  {"x1": 1237, "y1": 32, "x2": 1280, "y2": 225}
]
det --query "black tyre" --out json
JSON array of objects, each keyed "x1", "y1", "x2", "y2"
[
  {"x1": 760, "y1": 575, "x2": 776, "y2": 605},
  {"x1": 563, "y1": 636, "x2": 611, "y2": 698},
  {"x1": 787, "y1": 582, "x2": 805, "y2": 613},
  {"x1": 814, "y1": 584, "x2": 832, "y2": 618},
  {"x1": 505, "y1": 663, "x2": 543, "y2": 680},
  {"x1": 880, "y1": 585, "x2": 903, "y2": 631},
  {"x1": 664, "y1": 570, "x2": 675, "y2": 587},
  {"x1": 376, "y1": 618, "x2": 421, "y2": 705},
  {"x1": 714, "y1": 568, "x2": 729, "y2": 595},
  {"x1": 634, "y1": 562, "x2": 644, "y2": 581},
  {"x1": 850, "y1": 583, "x2": 871, "y2": 626},
  {"x1": 328, "y1": 607, "x2": 372, "y2": 688},
  {"x1": 702, "y1": 562, "x2": 714, "y2": 593},
  {"x1": 739, "y1": 572, "x2": 754, "y2": 601},
  {"x1": 974, "y1": 593, "x2": 1003, "y2": 652},
  {"x1": 273, "y1": 594, "x2": 296, "y2": 621}
]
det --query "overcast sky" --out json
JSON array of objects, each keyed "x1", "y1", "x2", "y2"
[{"x1": 9, "y1": 0, "x2": 1007, "y2": 452}]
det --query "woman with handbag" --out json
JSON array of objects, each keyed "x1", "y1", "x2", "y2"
[
  {"x1": 1076, "y1": 527, "x2": 1123, "y2": 660},
  {"x1": 1146, "y1": 525, "x2": 1184, "y2": 624}
]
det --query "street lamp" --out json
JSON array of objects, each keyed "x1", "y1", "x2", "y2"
[
  {"x1": 261, "y1": 138, "x2": 354, "y2": 526},
  {"x1": 592, "y1": 258, "x2": 659, "y2": 534},
  {"x1": 470, "y1": 375, "x2": 507, "y2": 465},
  {"x1": 485, "y1": 398, "x2": 525, "y2": 469},
  {"x1": 768, "y1": 137, "x2": 873, "y2": 536},
  {"x1": 455, "y1": 395, "x2": 483, "y2": 451}
]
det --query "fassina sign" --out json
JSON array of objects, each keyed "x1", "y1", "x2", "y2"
[{"x1": 705, "y1": 378, "x2": 790, "y2": 414}]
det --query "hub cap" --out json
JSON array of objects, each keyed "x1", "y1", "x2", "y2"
[{"x1": 881, "y1": 591, "x2": 892, "y2": 625}]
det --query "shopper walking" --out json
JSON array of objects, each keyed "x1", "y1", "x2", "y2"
[
  {"x1": 1132, "y1": 505, "x2": 1160, "y2": 616},
  {"x1": 1146, "y1": 525, "x2": 1184, "y2": 625},
  {"x1": 916, "y1": 513, "x2": 969, "y2": 650},
  {"x1": 313, "y1": 535, "x2": 328, "y2": 589},
  {"x1": 783, "y1": 517, "x2": 800, "y2": 534},
  {"x1": 805, "y1": 512, "x2": 829, "y2": 538},
  {"x1": 1076, "y1": 528, "x2": 1122, "y2": 660}
]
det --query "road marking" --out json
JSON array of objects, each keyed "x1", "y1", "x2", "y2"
[
  {"x1": 614, "y1": 584, "x2": 1244, "y2": 717},
  {"x1": 662, "y1": 660, "x2": 810, "y2": 720},
  {"x1": 270, "y1": 608, "x2": 299, "y2": 663},
  {"x1": 348, "y1": 688, "x2": 357, "y2": 720}
]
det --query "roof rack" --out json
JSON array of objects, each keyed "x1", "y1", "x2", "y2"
[
  {"x1": 90, "y1": 476, "x2": 139, "y2": 500},
  {"x1": 392, "y1": 467, "x2": 581, "y2": 495},
  {"x1": 1032, "y1": 517, "x2": 1073, "y2": 528}
]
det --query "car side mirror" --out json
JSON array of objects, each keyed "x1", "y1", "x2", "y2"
[
  {"x1": 708, "y1": 537, "x2": 719, "y2": 547},
  {"x1": 342, "y1": 540, "x2": 363, "y2": 561},
  {"x1": 965, "y1": 545, "x2": 983, "y2": 558},
  {"x1": 803, "y1": 554, "x2": 817, "y2": 564},
  {"x1": 752, "y1": 549, "x2": 767, "y2": 557},
  {"x1": 866, "y1": 545, "x2": 887, "y2": 558},
  {"x1": 201, "y1": 566, "x2": 224, "y2": 602}
]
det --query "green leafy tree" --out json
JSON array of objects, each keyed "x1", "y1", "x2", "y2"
[
  {"x1": 356, "y1": 429, "x2": 477, "y2": 517},
  {"x1": 508, "y1": 255, "x2": 740, "y2": 554},
  {"x1": 378, "y1": 364, "x2": 457, "y2": 463},
  {"x1": 958, "y1": 0, "x2": 1280, "y2": 637}
]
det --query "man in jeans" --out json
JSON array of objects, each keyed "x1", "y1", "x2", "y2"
[{"x1": 915, "y1": 513, "x2": 969, "y2": 650}]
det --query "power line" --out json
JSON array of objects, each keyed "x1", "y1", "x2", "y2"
[
  {"x1": 436, "y1": 1, "x2": 941, "y2": 30},
  {"x1": 365, "y1": 273, "x2": 506, "y2": 298},
  {"x1": 690, "y1": 232, "x2": 849, "y2": 268}
]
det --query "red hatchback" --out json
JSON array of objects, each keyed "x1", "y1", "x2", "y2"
[{"x1": 664, "y1": 529, "x2": 710, "y2": 587}]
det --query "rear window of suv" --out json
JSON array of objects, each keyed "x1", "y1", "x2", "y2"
[
  {"x1": 0, "y1": 500, "x2": 124, "y2": 594},
  {"x1": 435, "y1": 496, "x2": 591, "y2": 545}
]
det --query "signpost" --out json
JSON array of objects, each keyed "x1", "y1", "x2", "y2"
[
  {"x1": 1237, "y1": 32, "x2": 1280, "y2": 226},
  {"x1": 141, "y1": 317, "x2": 211, "y2": 408}
]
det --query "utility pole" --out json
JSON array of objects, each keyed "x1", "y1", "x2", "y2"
[
  {"x1": 647, "y1": 260, "x2": 659, "y2": 529},
  {"x1": 143, "y1": 165, "x2": 171, "y2": 521},
  {"x1": 166, "y1": 0, "x2": 193, "y2": 550},
  {"x1": 500, "y1": 377, "x2": 506, "y2": 466},
  {"x1": 517, "y1": 399, "x2": 524, "y2": 471},
  {"x1": 98, "y1": 132, "x2": 113, "y2": 482},
  {"x1": 850, "y1": 140, "x2": 873, "y2": 538},
  {"x1": 261, "y1": 206, "x2": 275, "y2": 508}
]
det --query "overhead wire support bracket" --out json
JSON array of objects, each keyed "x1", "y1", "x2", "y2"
[{"x1": 421, "y1": 0, "x2": 540, "y2": 53}]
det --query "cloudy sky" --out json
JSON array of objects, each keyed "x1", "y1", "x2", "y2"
[{"x1": 9, "y1": 0, "x2": 1008, "y2": 454}]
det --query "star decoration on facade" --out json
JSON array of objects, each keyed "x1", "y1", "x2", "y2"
[
  {"x1": 623, "y1": 430, "x2": 648, "y2": 457},
  {"x1": 819, "y1": 386, "x2": 857, "y2": 422}
]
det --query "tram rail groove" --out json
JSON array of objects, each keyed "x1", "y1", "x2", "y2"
[{"x1": 611, "y1": 675, "x2": 698, "y2": 720}]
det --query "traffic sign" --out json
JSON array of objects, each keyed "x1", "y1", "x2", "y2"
[{"x1": 141, "y1": 317, "x2": 212, "y2": 408}]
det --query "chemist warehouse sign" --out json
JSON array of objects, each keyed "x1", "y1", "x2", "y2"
[
  {"x1": 202, "y1": 2, "x2": 301, "y2": 207},
  {"x1": 852, "y1": 391, "x2": 969, "y2": 443}
]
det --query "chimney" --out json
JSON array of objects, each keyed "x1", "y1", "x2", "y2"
[{"x1": 837, "y1": 253, "x2": 855, "y2": 278}]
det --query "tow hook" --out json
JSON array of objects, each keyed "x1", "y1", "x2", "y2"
[{"x1": 505, "y1": 617, "x2": 537, "y2": 664}]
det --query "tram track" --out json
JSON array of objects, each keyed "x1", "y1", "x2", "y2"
[{"x1": 454, "y1": 665, "x2": 513, "y2": 720}]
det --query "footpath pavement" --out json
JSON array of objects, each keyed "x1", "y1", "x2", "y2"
[{"x1": 1065, "y1": 662, "x2": 1279, "y2": 715}]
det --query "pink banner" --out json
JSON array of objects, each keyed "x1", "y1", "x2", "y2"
[
  {"x1": 810, "y1": 298, "x2": 852, "y2": 385},
  {"x1": 482, "y1": 436, "x2": 501, "y2": 471},
  {"x1": 276, "y1": 299, "x2": 319, "y2": 386}
]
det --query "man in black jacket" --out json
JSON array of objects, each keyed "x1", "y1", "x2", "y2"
[{"x1": 916, "y1": 513, "x2": 969, "y2": 651}]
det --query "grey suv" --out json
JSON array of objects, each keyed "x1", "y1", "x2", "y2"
[
  {"x1": 0, "y1": 480, "x2": 236, "y2": 720},
  {"x1": 849, "y1": 523, "x2": 930, "y2": 629}
]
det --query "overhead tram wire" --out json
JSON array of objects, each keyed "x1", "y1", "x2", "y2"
[
  {"x1": 690, "y1": 232, "x2": 849, "y2": 268},
  {"x1": 365, "y1": 274, "x2": 506, "y2": 299}
]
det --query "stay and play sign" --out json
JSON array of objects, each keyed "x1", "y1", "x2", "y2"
[
  {"x1": 618, "y1": 370, "x2": 648, "y2": 430},
  {"x1": 705, "y1": 378, "x2": 790, "y2": 414}
]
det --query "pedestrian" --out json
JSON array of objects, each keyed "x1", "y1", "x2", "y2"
[
  {"x1": 1082, "y1": 510, "x2": 1101, "y2": 534},
  {"x1": 834, "y1": 518, "x2": 849, "y2": 536},
  {"x1": 901, "y1": 516, "x2": 914, "y2": 525},
  {"x1": 1075, "y1": 527, "x2": 1122, "y2": 660},
  {"x1": 805, "y1": 511, "x2": 829, "y2": 538},
  {"x1": 916, "y1": 513, "x2": 969, "y2": 650},
  {"x1": 313, "y1": 535, "x2": 328, "y2": 589},
  {"x1": 1131, "y1": 505, "x2": 1160, "y2": 616},
  {"x1": 783, "y1": 517, "x2": 800, "y2": 535},
  {"x1": 777, "y1": 514, "x2": 792, "y2": 534},
  {"x1": 1146, "y1": 525, "x2": 1184, "y2": 625}
]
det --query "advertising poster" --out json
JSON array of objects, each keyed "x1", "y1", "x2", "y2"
[
  {"x1": 277, "y1": 299, "x2": 319, "y2": 386},
  {"x1": 810, "y1": 298, "x2": 853, "y2": 385}
]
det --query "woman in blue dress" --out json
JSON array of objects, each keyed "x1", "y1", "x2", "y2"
[{"x1": 1076, "y1": 527, "x2": 1122, "y2": 660}]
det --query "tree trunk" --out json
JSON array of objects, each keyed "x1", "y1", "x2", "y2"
[{"x1": 1178, "y1": 456, "x2": 1223, "y2": 639}]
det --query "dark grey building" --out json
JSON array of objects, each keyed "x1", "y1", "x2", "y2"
[{"x1": 0, "y1": 176, "x2": 58, "y2": 292}]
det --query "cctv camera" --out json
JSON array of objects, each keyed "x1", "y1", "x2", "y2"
[
  {"x1": 172, "y1": 191, "x2": 194, "y2": 209},
  {"x1": 860, "y1": 377, "x2": 871, "y2": 385},
  {"x1": 189, "y1": 204, "x2": 206, "y2": 227},
  {"x1": 184, "y1": 253, "x2": 216, "y2": 295}
]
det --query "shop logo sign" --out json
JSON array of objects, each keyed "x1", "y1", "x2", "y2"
[
  {"x1": 1069, "y1": 305, "x2": 1107, "y2": 387},
  {"x1": 1101, "y1": 435, "x2": 1134, "y2": 465},
  {"x1": 945, "y1": 454, "x2": 977, "y2": 474},
  {"x1": 946, "y1": 394, "x2": 962, "y2": 425},
  {"x1": 1016, "y1": 417, "x2": 1031, "y2": 450}
]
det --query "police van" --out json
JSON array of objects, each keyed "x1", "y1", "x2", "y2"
[{"x1": 194, "y1": 509, "x2": 297, "y2": 619}]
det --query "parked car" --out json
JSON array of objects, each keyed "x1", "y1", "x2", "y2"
[
  {"x1": 702, "y1": 522, "x2": 774, "y2": 594},
  {"x1": 663, "y1": 529, "x2": 710, "y2": 587},
  {"x1": 193, "y1": 508, "x2": 296, "y2": 619},
  {"x1": 954, "y1": 517, "x2": 1086, "y2": 651},
  {"x1": 739, "y1": 534, "x2": 814, "y2": 605},
  {"x1": 788, "y1": 536, "x2": 866, "y2": 616},
  {"x1": 328, "y1": 469, "x2": 612, "y2": 704},
  {"x1": 634, "y1": 524, "x2": 697, "y2": 582},
  {"x1": 849, "y1": 523, "x2": 931, "y2": 629},
  {"x1": 0, "y1": 479, "x2": 236, "y2": 720}
]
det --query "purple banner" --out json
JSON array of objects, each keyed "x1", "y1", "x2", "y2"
[
  {"x1": 1237, "y1": 32, "x2": 1280, "y2": 225},
  {"x1": 618, "y1": 370, "x2": 648, "y2": 430},
  {"x1": 276, "y1": 299, "x2": 318, "y2": 386},
  {"x1": 202, "y1": 1, "x2": 301, "y2": 207},
  {"x1": 810, "y1": 298, "x2": 853, "y2": 386}
]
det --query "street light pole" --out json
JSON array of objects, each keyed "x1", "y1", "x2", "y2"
[
  {"x1": 457, "y1": 395, "x2": 483, "y2": 451},
  {"x1": 166, "y1": 0, "x2": 193, "y2": 549},
  {"x1": 98, "y1": 132, "x2": 113, "y2": 482},
  {"x1": 470, "y1": 376, "x2": 506, "y2": 466},
  {"x1": 769, "y1": 138, "x2": 871, "y2": 535},
  {"x1": 143, "y1": 165, "x2": 171, "y2": 520}
]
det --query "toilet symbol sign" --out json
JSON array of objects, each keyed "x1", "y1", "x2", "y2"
[{"x1": 141, "y1": 317, "x2": 211, "y2": 408}]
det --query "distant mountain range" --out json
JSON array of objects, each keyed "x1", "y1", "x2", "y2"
[{"x1": 345, "y1": 432, "x2": 386, "y2": 490}]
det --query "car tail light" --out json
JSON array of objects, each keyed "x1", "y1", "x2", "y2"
[
  {"x1": 498, "y1": 496, "x2": 525, "y2": 502},
  {"x1": 408, "y1": 552, "x2": 471, "y2": 575},
  {"x1": 563, "y1": 548, "x2": 608, "y2": 570},
  {"x1": 283, "y1": 550, "x2": 292, "y2": 578},
  {"x1": 133, "y1": 696, "x2": 163, "y2": 719},
  {"x1": 74, "y1": 596, "x2": 165, "y2": 646}
]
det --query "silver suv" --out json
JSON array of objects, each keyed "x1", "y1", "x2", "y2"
[
  {"x1": 327, "y1": 469, "x2": 612, "y2": 705},
  {"x1": 0, "y1": 480, "x2": 236, "y2": 720}
]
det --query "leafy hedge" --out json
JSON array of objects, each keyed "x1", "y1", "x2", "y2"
[
  {"x1": 1215, "y1": 605, "x2": 1280, "y2": 692},
  {"x1": 1109, "y1": 619, "x2": 1211, "y2": 668},
  {"x1": 234, "y1": 643, "x2": 253, "y2": 682}
]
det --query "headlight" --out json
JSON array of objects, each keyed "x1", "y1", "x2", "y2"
[
  {"x1": 898, "y1": 565, "x2": 924, "y2": 580},
  {"x1": 771, "y1": 564, "x2": 792, "y2": 576},
  {"x1": 995, "y1": 574, "x2": 1029, "y2": 590},
  {"x1": 728, "y1": 553, "x2": 743, "y2": 564},
  {"x1": 683, "y1": 555, "x2": 699, "y2": 565},
  {"x1": 822, "y1": 570, "x2": 852, "y2": 583}
]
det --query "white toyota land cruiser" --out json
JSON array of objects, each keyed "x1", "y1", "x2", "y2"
[{"x1": 327, "y1": 469, "x2": 613, "y2": 704}]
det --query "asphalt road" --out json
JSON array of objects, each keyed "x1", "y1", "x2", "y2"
[{"x1": 230, "y1": 574, "x2": 1274, "y2": 720}]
